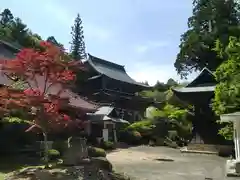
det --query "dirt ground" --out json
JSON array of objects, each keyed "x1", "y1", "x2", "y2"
[{"x1": 107, "y1": 146, "x2": 238, "y2": 180}]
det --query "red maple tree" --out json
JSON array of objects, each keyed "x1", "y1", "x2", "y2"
[{"x1": 0, "y1": 41, "x2": 85, "y2": 162}]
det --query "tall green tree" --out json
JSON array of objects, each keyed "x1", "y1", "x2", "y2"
[
  {"x1": 213, "y1": 36, "x2": 240, "y2": 140},
  {"x1": 166, "y1": 78, "x2": 178, "y2": 87},
  {"x1": 9, "y1": 17, "x2": 32, "y2": 47},
  {"x1": 174, "y1": 0, "x2": 240, "y2": 78},
  {"x1": 0, "y1": 9, "x2": 44, "y2": 48},
  {"x1": 0, "y1": 9, "x2": 13, "y2": 40},
  {"x1": 70, "y1": 14, "x2": 87, "y2": 60},
  {"x1": 213, "y1": 37, "x2": 240, "y2": 114},
  {"x1": 0, "y1": 8, "x2": 13, "y2": 27}
]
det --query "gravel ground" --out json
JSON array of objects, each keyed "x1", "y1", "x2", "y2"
[{"x1": 107, "y1": 146, "x2": 238, "y2": 180}]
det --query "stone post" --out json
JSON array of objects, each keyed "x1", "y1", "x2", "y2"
[
  {"x1": 102, "y1": 122, "x2": 109, "y2": 142},
  {"x1": 63, "y1": 137, "x2": 88, "y2": 165},
  {"x1": 235, "y1": 120, "x2": 240, "y2": 160},
  {"x1": 113, "y1": 123, "x2": 117, "y2": 143},
  {"x1": 220, "y1": 112, "x2": 240, "y2": 176}
]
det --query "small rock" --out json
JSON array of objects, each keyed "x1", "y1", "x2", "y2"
[
  {"x1": 91, "y1": 157, "x2": 113, "y2": 171},
  {"x1": 155, "y1": 158, "x2": 174, "y2": 162},
  {"x1": 78, "y1": 158, "x2": 91, "y2": 165}
]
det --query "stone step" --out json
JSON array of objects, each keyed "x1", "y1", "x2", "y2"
[{"x1": 187, "y1": 144, "x2": 232, "y2": 153}]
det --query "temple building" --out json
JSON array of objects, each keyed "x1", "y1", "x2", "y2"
[
  {"x1": 79, "y1": 54, "x2": 155, "y2": 123},
  {"x1": 0, "y1": 42, "x2": 156, "y2": 142},
  {"x1": 172, "y1": 67, "x2": 230, "y2": 145}
]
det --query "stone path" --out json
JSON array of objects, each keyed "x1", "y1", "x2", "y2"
[{"x1": 107, "y1": 146, "x2": 239, "y2": 180}]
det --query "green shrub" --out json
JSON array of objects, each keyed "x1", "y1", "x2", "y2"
[
  {"x1": 126, "y1": 120, "x2": 155, "y2": 137},
  {"x1": 118, "y1": 130, "x2": 142, "y2": 145},
  {"x1": 88, "y1": 147, "x2": 106, "y2": 157},
  {"x1": 101, "y1": 141, "x2": 115, "y2": 150},
  {"x1": 47, "y1": 149, "x2": 60, "y2": 161},
  {"x1": 53, "y1": 140, "x2": 68, "y2": 154}
]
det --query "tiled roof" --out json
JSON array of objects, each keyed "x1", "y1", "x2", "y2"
[
  {"x1": 172, "y1": 86, "x2": 215, "y2": 93},
  {"x1": 0, "y1": 72, "x2": 98, "y2": 112},
  {"x1": 94, "y1": 106, "x2": 114, "y2": 115},
  {"x1": 0, "y1": 40, "x2": 21, "y2": 51},
  {"x1": 172, "y1": 67, "x2": 216, "y2": 93},
  {"x1": 88, "y1": 114, "x2": 129, "y2": 124},
  {"x1": 186, "y1": 67, "x2": 216, "y2": 87},
  {"x1": 87, "y1": 54, "x2": 150, "y2": 88}
]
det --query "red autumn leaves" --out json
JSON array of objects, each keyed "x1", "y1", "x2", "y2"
[
  {"x1": 0, "y1": 41, "x2": 85, "y2": 132},
  {"x1": 0, "y1": 40, "x2": 80, "y2": 84}
]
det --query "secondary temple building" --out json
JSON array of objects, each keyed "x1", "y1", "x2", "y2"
[{"x1": 172, "y1": 67, "x2": 230, "y2": 145}]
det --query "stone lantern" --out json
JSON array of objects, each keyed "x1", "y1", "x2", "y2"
[{"x1": 220, "y1": 112, "x2": 240, "y2": 176}]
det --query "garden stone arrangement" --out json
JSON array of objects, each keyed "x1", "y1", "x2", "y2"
[
  {"x1": 6, "y1": 164, "x2": 130, "y2": 180},
  {"x1": 5, "y1": 138, "x2": 130, "y2": 180}
]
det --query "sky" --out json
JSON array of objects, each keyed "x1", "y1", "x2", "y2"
[{"x1": 1, "y1": 0, "x2": 195, "y2": 85}]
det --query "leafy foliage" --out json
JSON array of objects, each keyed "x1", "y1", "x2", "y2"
[
  {"x1": 138, "y1": 78, "x2": 192, "y2": 144},
  {"x1": 88, "y1": 147, "x2": 106, "y2": 157},
  {"x1": 213, "y1": 36, "x2": 240, "y2": 114},
  {"x1": 174, "y1": 0, "x2": 240, "y2": 78},
  {"x1": 126, "y1": 120, "x2": 155, "y2": 136},
  {"x1": 0, "y1": 41, "x2": 85, "y2": 133},
  {"x1": 47, "y1": 149, "x2": 60, "y2": 161},
  {"x1": 100, "y1": 141, "x2": 115, "y2": 150},
  {"x1": 118, "y1": 130, "x2": 142, "y2": 145},
  {"x1": 213, "y1": 36, "x2": 240, "y2": 140},
  {"x1": 125, "y1": 104, "x2": 192, "y2": 146},
  {"x1": 0, "y1": 9, "x2": 65, "y2": 50},
  {"x1": 0, "y1": 9, "x2": 13, "y2": 26},
  {"x1": 0, "y1": 41, "x2": 86, "y2": 163}
]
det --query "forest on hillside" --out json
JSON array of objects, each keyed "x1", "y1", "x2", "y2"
[{"x1": 0, "y1": 8, "x2": 86, "y2": 60}]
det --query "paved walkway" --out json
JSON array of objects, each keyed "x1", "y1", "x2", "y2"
[{"x1": 107, "y1": 146, "x2": 238, "y2": 180}]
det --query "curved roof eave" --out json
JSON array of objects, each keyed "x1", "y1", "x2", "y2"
[{"x1": 87, "y1": 54, "x2": 151, "y2": 89}]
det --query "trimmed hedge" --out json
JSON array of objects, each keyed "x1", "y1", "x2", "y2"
[
  {"x1": 100, "y1": 141, "x2": 115, "y2": 150},
  {"x1": 47, "y1": 149, "x2": 60, "y2": 161},
  {"x1": 118, "y1": 130, "x2": 142, "y2": 145},
  {"x1": 88, "y1": 147, "x2": 106, "y2": 157}
]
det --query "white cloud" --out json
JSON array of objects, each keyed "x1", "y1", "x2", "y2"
[
  {"x1": 134, "y1": 41, "x2": 170, "y2": 54},
  {"x1": 127, "y1": 62, "x2": 196, "y2": 86}
]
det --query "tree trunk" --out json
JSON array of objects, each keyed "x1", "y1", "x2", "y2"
[{"x1": 43, "y1": 132, "x2": 49, "y2": 164}]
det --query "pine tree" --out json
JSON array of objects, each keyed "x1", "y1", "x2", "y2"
[
  {"x1": 70, "y1": 14, "x2": 87, "y2": 60},
  {"x1": 0, "y1": 9, "x2": 13, "y2": 27}
]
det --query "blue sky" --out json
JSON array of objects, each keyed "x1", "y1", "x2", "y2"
[{"x1": 1, "y1": 0, "x2": 194, "y2": 85}]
